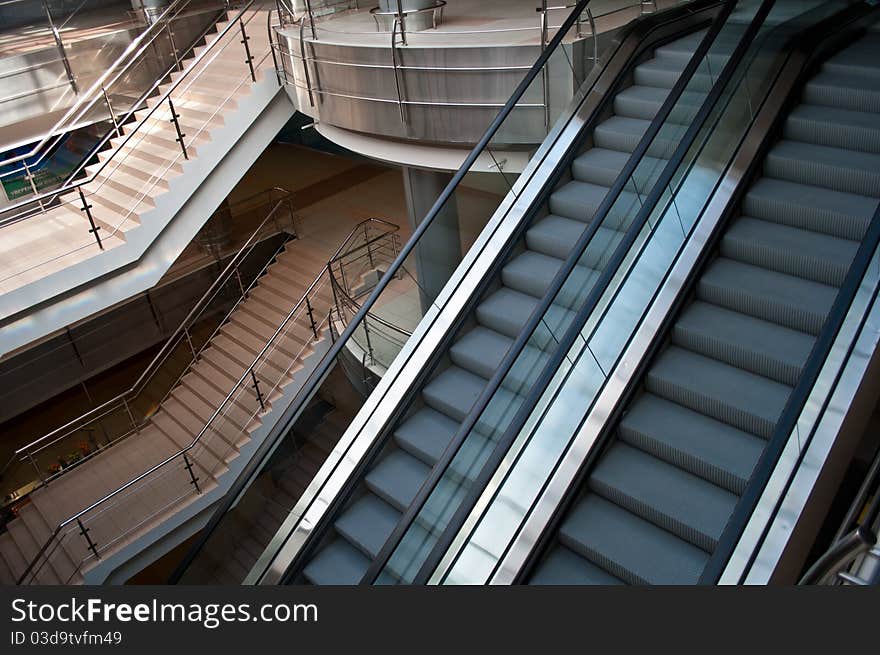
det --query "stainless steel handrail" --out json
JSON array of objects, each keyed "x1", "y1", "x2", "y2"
[
  {"x1": 16, "y1": 216, "x2": 398, "y2": 584},
  {"x1": 0, "y1": 187, "x2": 295, "y2": 485},
  {"x1": 0, "y1": 0, "x2": 265, "y2": 236},
  {"x1": 0, "y1": 192, "x2": 295, "y2": 501}
]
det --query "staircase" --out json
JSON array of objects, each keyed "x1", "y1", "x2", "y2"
[
  {"x1": 0, "y1": 3, "x2": 291, "y2": 357},
  {"x1": 295, "y1": 29, "x2": 714, "y2": 585},
  {"x1": 528, "y1": 30, "x2": 880, "y2": 586},
  {"x1": 0, "y1": 237, "x2": 334, "y2": 584}
]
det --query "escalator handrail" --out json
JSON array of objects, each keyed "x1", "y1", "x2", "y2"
[
  {"x1": 361, "y1": 0, "x2": 741, "y2": 585},
  {"x1": 168, "y1": 0, "x2": 599, "y2": 584},
  {"x1": 703, "y1": 192, "x2": 880, "y2": 583}
]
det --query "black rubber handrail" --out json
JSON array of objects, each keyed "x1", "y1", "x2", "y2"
[
  {"x1": 168, "y1": 0, "x2": 601, "y2": 584},
  {"x1": 361, "y1": 0, "x2": 739, "y2": 585}
]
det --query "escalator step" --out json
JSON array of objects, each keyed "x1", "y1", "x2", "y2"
[
  {"x1": 784, "y1": 104, "x2": 880, "y2": 154},
  {"x1": 525, "y1": 214, "x2": 592, "y2": 259},
  {"x1": 476, "y1": 288, "x2": 539, "y2": 338},
  {"x1": 572, "y1": 148, "x2": 631, "y2": 186},
  {"x1": 620, "y1": 393, "x2": 765, "y2": 494},
  {"x1": 365, "y1": 451, "x2": 431, "y2": 512},
  {"x1": 302, "y1": 538, "x2": 370, "y2": 585},
  {"x1": 697, "y1": 257, "x2": 837, "y2": 335},
  {"x1": 764, "y1": 140, "x2": 880, "y2": 197},
  {"x1": 743, "y1": 177, "x2": 876, "y2": 241},
  {"x1": 450, "y1": 326, "x2": 513, "y2": 380},
  {"x1": 803, "y1": 71, "x2": 880, "y2": 114},
  {"x1": 549, "y1": 181, "x2": 639, "y2": 230},
  {"x1": 588, "y1": 443, "x2": 738, "y2": 552},
  {"x1": 559, "y1": 495, "x2": 708, "y2": 585},
  {"x1": 395, "y1": 408, "x2": 461, "y2": 466},
  {"x1": 422, "y1": 366, "x2": 486, "y2": 422},
  {"x1": 721, "y1": 216, "x2": 858, "y2": 287},
  {"x1": 672, "y1": 300, "x2": 813, "y2": 386},
  {"x1": 646, "y1": 346, "x2": 791, "y2": 439},
  {"x1": 531, "y1": 546, "x2": 624, "y2": 585},
  {"x1": 335, "y1": 495, "x2": 401, "y2": 560}
]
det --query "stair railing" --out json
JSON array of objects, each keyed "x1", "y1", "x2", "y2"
[
  {"x1": 0, "y1": 187, "x2": 296, "y2": 510},
  {"x1": 0, "y1": 0, "x2": 222, "y2": 197},
  {"x1": 15, "y1": 216, "x2": 397, "y2": 585}
]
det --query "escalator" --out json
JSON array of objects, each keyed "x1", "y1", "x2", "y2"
[{"x1": 525, "y1": 20, "x2": 880, "y2": 586}]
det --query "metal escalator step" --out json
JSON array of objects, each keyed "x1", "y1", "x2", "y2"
[
  {"x1": 594, "y1": 116, "x2": 651, "y2": 153},
  {"x1": 475, "y1": 287, "x2": 538, "y2": 338},
  {"x1": 559, "y1": 495, "x2": 708, "y2": 585},
  {"x1": 302, "y1": 538, "x2": 370, "y2": 585},
  {"x1": 335, "y1": 495, "x2": 401, "y2": 559},
  {"x1": 525, "y1": 214, "x2": 590, "y2": 259},
  {"x1": 365, "y1": 450, "x2": 431, "y2": 512},
  {"x1": 449, "y1": 326, "x2": 513, "y2": 382},
  {"x1": 721, "y1": 215, "x2": 858, "y2": 287},
  {"x1": 821, "y1": 35, "x2": 880, "y2": 81},
  {"x1": 803, "y1": 71, "x2": 880, "y2": 114},
  {"x1": 530, "y1": 545, "x2": 624, "y2": 585},
  {"x1": 697, "y1": 258, "x2": 837, "y2": 335},
  {"x1": 646, "y1": 346, "x2": 791, "y2": 440},
  {"x1": 613, "y1": 85, "x2": 672, "y2": 121},
  {"x1": 571, "y1": 148, "x2": 631, "y2": 186},
  {"x1": 588, "y1": 443, "x2": 738, "y2": 552},
  {"x1": 764, "y1": 140, "x2": 880, "y2": 197},
  {"x1": 501, "y1": 250, "x2": 565, "y2": 300},
  {"x1": 549, "y1": 180, "x2": 614, "y2": 224},
  {"x1": 422, "y1": 366, "x2": 486, "y2": 422},
  {"x1": 785, "y1": 104, "x2": 880, "y2": 154},
  {"x1": 633, "y1": 57, "x2": 687, "y2": 89},
  {"x1": 743, "y1": 178, "x2": 876, "y2": 241},
  {"x1": 620, "y1": 393, "x2": 765, "y2": 494},
  {"x1": 395, "y1": 408, "x2": 462, "y2": 465},
  {"x1": 672, "y1": 300, "x2": 813, "y2": 386}
]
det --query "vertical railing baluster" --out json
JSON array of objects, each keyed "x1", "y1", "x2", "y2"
[
  {"x1": 77, "y1": 518, "x2": 100, "y2": 560},
  {"x1": 240, "y1": 18, "x2": 256, "y2": 82},
  {"x1": 77, "y1": 188, "x2": 104, "y2": 250},
  {"x1": 167, "y1": 97, "x2": 188, "y2": 160},
  {"x1": 183, "y1": 453, "x2": 201, "y2": 494}
]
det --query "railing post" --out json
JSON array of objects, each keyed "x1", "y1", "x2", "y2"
[
  {"x1": 250, "y1": 369, "x2": 266, "y2": 411},
  {"x1": 122, "y1": 397, "x2": 139, "y2": 434},
  {"x1": 538, "y1": 1, "x2": 550, "y2": 133},
  {"x1": 235, "y1": 265, "x2": 247, "y2": 298},
  {"x1": 27, "y1": 450, "x2": 46, "y2": 484},
  {"x1": 304, "y1": 0, "x2": 317, "y2": 40},
  {"x1": 45, "y1": 4, "x2": 77, "y2": 94},
  {"x1": 362, "y1": 315, "x2": 375, "y2": 365},
  {"x1": 183, "y1": 327, "x2": 197, "y2": 359},
  {"x1": 395, "y1": 0, "x2": 407, "y2": 45},
  {"x1": 364, "y1": 223, "x2": 375, "y2": 268},
  {"x1": 77, "y1": 518, "x2": 100, "y2": 560},
  {"x1": 239, "y1": 17, "x2": 257, "y2": 82},
  {"x1": 167, "y1": 97, "x2": 188, "y2": 160},
  {"x1": 22, "y1": 161, "x2": 41, "y2": 201},
  {"x1": 101, "y1": 85, "x2": 122, "y2": 137},
  {"x1": 182, "y1": 452, "x2": 202, "y2": 494},
  {"x1": 305, "y1": 296, "x2": 319, "y2": 339},
  {"x1": 390, "y1": 19, "x2": 407, "y2": 124},
  {"x1": 166, "y1": 22, "x2": 182, "y2": 71},
  {"x1": 77, "y1": 188, "x2": 104, "y2": 250}
]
